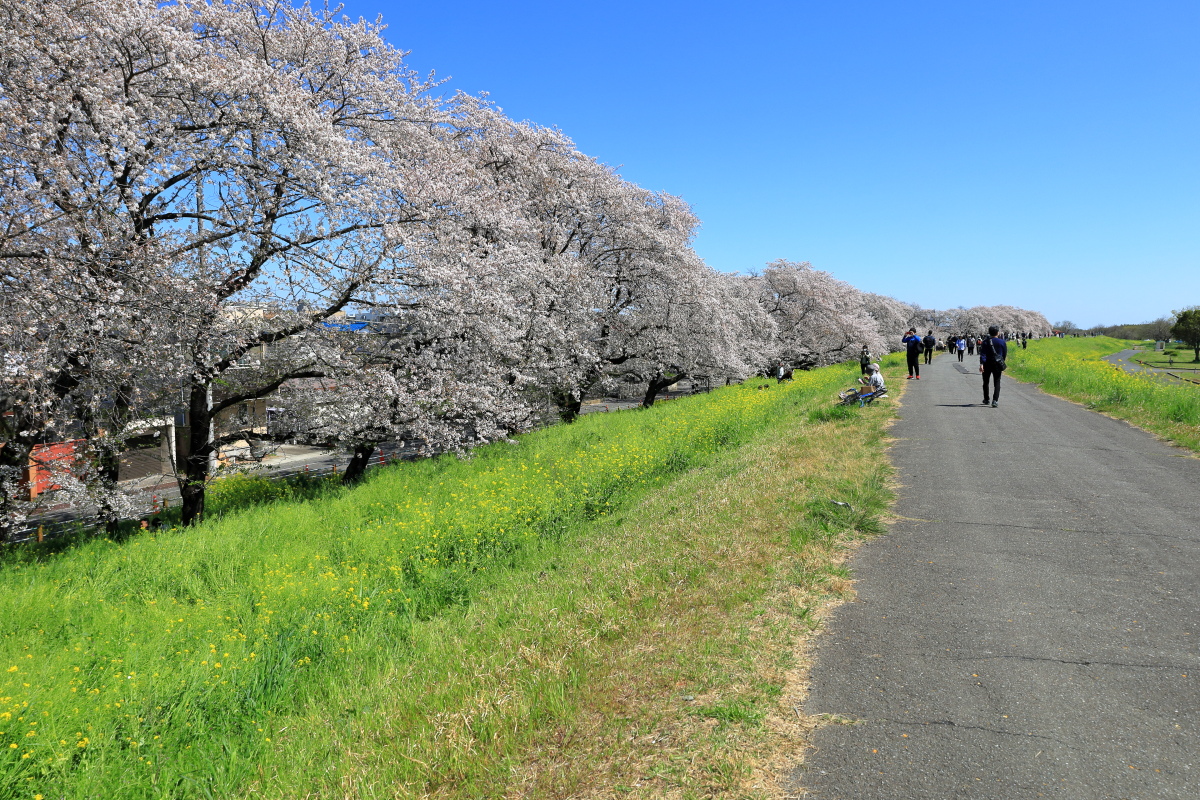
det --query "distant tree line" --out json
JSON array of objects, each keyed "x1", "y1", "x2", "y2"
[
  {"x1": 1060, "y1": 307, "x2": 1200, "y2": 360},
  {"x1": 1066, "y1": 318, "x2": 1175, "y2": 340}
]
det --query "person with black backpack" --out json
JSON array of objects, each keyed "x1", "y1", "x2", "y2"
[
  {"x1": 922, "y1": 330, "x2": 936, "y2": 364},
  {"x1": 979, "y1": 324, "x2": 1008, "y2": 407},
  {"x1": 903, "y1": 329, "x2": 923, "y2": 379}
]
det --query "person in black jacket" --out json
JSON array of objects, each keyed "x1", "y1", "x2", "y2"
[
  {"x1": 979, "y1": 324, "x2": 1007, "y2": 407},
  {"x1": 922, "y1": 330, "x2": 935, "y2": 364},
  {"x1": 903, "y1": 329, "x2": 923, "y2": 379}
]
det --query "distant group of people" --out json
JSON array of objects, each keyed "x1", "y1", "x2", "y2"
[
  {"x1": 931, "y1": 331, "x2": 1029, "y2": 361},
  {"x1": 855, "y1": 325, "x2": 1038, "y2": 407},
  {"x1": 884, "y1": 326, "x2": 1013, "y2": 406}
]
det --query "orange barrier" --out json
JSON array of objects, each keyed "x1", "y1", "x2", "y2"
[{"x1": 27, "y1": 440, "x2": 84, "y2": 498}]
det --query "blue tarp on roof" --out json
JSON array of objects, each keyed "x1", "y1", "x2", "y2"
[{"x1": 321, "y1": 321, "x2": 369, "y2": 332}]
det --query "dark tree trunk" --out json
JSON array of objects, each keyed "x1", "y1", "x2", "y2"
[
  {"x1": 91, "y1": 385, "x2": 132, "y2": 537},
  {"x1": 642, "y1": 373, "x2": 684, "y2": 408},
  {"x1": 642, "y1": 383, "x2": 659, "y2": 408},
  {"x1": 642, "y1": 380, "x2": 665, "y2": 408},
  {"x1": 555, "y1": 364, "x2": 611, "y2": 423},
  {"x1": 179, "y1": 382, "x2": 213, "y2": 527},
  {"x1": 561, "y1": 396, "x2": 583, "y2": 423},
  {"x1": 0, "y1": 437, "x2": 34, "y2": 541},
  {"x1": 177, "y1": 365, "x2": 327, "y2": 525},
  {"x1": 342, "y1": 444, "x2": 375, "y2": 485},
  {"x1": 554, "y1": 391, "x2": 583, "y2": 423},
  {"x1": 96, "y1": 445, "x2": 123, "y2": 537}
]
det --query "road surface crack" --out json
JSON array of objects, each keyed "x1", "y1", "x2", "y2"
[
  {"x1": 889, "y1": 516, "x2": 1198, "y2": 542},
  {"x1": 950, "y1": 653, "x2": 1193, "y2": 671},
  {"x1": 880, "y1": 717, "x2": 1064, "y2": 743}
]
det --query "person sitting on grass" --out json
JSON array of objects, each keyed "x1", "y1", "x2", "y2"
[{"x1": 858, "y1": 363, "x2": 886, "y2": 394}]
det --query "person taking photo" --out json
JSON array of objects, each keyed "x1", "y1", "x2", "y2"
[{"x1": 903, "y1": 329, "x2": 923, "y2": 379}]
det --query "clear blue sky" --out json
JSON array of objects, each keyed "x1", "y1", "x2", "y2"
[{"x1": 340, "y1": 0, "x2": 1198, "y2": 327}]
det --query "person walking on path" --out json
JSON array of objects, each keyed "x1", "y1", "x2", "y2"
[
  {"x1": 956, "y1": 336, "x2": 966, "y2": 362},
  {"x1": 966, "y1": 336, "x2": 975, "y2": 356},
  {"x1": 922, "y1": 330, "x2": 936, "y2": 364},
  {"x1": 859, "y1": 345, "x2": 872, "y2": 376},
  {"x1": 979, "y1": 324, "x2": 1007, "y2": 407},
  {"x1": 903, "y1": 329, "x2": 923, "y2": 379}
]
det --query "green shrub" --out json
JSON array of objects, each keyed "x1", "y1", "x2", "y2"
[{"x1": 206, "y1": 471, "x2": 296, "y2": 510}]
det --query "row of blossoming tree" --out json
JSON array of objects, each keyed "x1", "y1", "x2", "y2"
[{"x1": 0, "y1": 0, "x2": 1050, "y2": 533}]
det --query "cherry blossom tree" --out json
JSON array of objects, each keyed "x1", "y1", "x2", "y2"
[
  {"x1": 755, "y1": 261, "x2": 888, "y2": 370},
  {"x1": 451, "y1": 109, "x2": 721, "y2": 419},
  {"x1": 274, "y1": 283, "x2": 538, "y2": 484},
  {"x1": 0, "y1": 0, "x2": 198, "y2": 531},
  {"x1": 601, "y1": 258, "x2": 754, "y2": 407},
  {"x1": 954, "y1": 306, "x2": 1052, "y2": 339},
  {"x1": 861, "y1": 293, "x2": 924, "y2": 351},
  {"x1": 717, "y1": 272, "x2": 778, "y2": 376},
  {"x1": 0, "y1": 0, "x2": 481, "y2": 526}
]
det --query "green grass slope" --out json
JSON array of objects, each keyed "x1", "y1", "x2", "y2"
[
  {"x1": 0, "y1": 356, "x2": 904, "y2": 799},
  {"x1": 1009, "y1": 337, "x2": 1200, "y2": 452}
]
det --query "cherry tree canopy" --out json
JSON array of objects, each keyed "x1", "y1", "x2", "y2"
[
  {"x1": 0, "y1": 0, "x2": 482, "y2": 526},
  {"x1": 755, "y1": 261, "x2": 889, "y2": 370},
  {"x1": 454, "y1": 109, "x2": 720, "y2": 419},
  {"x1": 952, "y1": 306, "x2": 1053, "y2": 338}
]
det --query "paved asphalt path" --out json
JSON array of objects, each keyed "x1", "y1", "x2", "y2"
[
  {"x1": 790, "y1": 353, "x2": 1198, "y2": 799},
  {"x1": 1103, "y1": 349, "x2": 1200, "y2": 387}
]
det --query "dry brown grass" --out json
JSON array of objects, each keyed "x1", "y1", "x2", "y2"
[{"x1": 492, "y1": 397, "x2": 898, "y2": 799}]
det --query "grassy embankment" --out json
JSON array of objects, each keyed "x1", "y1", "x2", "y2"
[
  {"x1": 1129, "y1": 348, "x2": 1200, "y2": 371},
  {"x1": 0, "y1": 356, "x2": 905, "y2": 799},
  {"x1": 1009, "y1": 336, "x2": 1200, "y2": 452}
]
